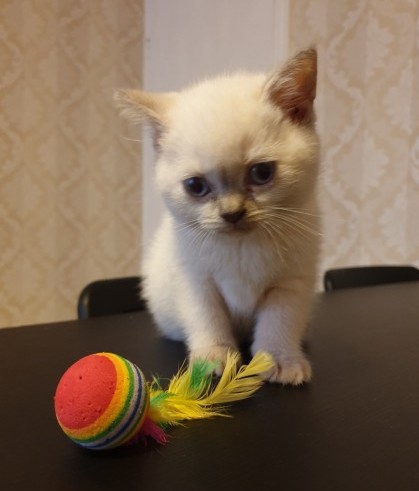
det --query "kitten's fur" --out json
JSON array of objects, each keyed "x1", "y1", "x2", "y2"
[{"x1": 116, "y1": 49, "x2": 320, "y2": 385}]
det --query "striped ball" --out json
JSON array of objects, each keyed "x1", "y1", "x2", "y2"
[{"x1": 54, "y1": 353, "x2": 149, "y2": 450}]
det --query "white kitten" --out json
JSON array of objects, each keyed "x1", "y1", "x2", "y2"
[{"x1": 116, "y1": 49, "x2": 320, "y2": 385}]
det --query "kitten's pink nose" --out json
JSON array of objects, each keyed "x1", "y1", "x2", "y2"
[{"x1": 221, "y1": 209, "x2": 246, "y2": 224}]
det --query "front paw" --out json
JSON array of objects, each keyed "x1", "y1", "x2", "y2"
[
  {"x1": 189, "y1": 345, "x2": 241, "y2": 376},
  {"x1": 263, "y1": 355, "x2": 312, "y2": 386}
]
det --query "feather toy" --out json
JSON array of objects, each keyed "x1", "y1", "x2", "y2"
[{"x1": 54, "y1": 351, "x2": 274, "y2": 450}]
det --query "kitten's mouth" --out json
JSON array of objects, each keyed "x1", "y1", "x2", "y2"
[{"x1": 219, "y1": 221, "x2": 253, "y2": 234}]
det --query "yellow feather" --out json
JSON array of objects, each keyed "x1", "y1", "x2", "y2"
[
  {"x1": 148, "y1": 351, "x2": 274, "y2": 425},
  {"x1": 166, "y1": 360, "x2": 214, "y2": 399},
  {"x1": 201, "y1": 351, "x2": 274, "y2": 405}
]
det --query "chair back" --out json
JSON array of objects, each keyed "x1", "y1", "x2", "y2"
[
  {"x1": 324, "y1": 266, "x2": 419, "y2": 291},
  {"x1": 78, "y1": 276, "x2": 146, "y2": 319}
]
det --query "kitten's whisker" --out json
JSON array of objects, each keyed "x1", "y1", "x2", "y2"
[
  {"x1": 281, "y1": 217, "x2": 322, "y2": 237},
  {"x1": 175, "y1": 218, "x2": 200, "y2": 229},
  {"x1": 264, "y1": 224, "x2": 310, "y2": 258},
  {"x1": 188, "y1": 227, "x2": 205, "y2": 250},
  {"x1": 260, "y1": 223, "x2": 286, "y2": 262},
  {"x1": 122, "y1": 136, "x2": 143, "y2": 143},
  {"x1": 269, "y1": 219, "x2": 314, "y2": 241},
  {"x1": 198, "y1": 229, "x2": 214, "y2": 258},
  {"x1": 263, "y1": 212, "x2": 322, "y2": 237},
  {"x1": 177, "y1": 220, "x2": 205, "y2": 249},
  {"x1": 265, "y1": 216, "x2": 318, "y2": 244},
  {"x1": 264, "y1": 210, "x2": 320, "y2": 227},
  {"x1": 175, "y1": 219, "x2": 203, "y2": 234},
  {"x1": 267, "y1": 206, "x2": 321, "y2": 219},
  {"x1": 189, "y1": 225, "x2": 213, "y2": 253},
  {"x1": 246, "y1": 210, "x2": 264, "y2": 221}
]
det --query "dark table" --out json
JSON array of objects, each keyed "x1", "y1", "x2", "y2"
[{"x1": 1, "y1": 282, "x2": 419, "y2": 490}]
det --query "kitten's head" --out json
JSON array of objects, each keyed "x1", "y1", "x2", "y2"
[{"x1": 116, "y1": 49, "x2": 319, "y2": 238}]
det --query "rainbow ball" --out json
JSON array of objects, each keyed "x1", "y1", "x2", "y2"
[{"x1": 54, "y1": 353, "x2": 149, "y2": 450}]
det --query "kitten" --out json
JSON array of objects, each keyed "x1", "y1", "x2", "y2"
[{"x1": 116, "y1": 48, "x2": 320, "y2": 385}]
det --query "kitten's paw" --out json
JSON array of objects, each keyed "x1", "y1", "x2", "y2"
[
  {"x1": 189, "y1": 345, "x2": 241, "y2": 376},
  {"x1": 263, "y1": 356, "x2": 312, "y2": 386}
]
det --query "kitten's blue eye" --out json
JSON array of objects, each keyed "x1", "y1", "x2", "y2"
[
  {"x1": 183, "y1": 177, "x2": 211, "y2": 197},
  {"x1": 248, "y1": 161, "x2": 276, "y2": 186}
]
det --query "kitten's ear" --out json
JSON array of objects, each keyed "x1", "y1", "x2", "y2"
[
  {"x1": 114, "y1": 89, "x2": 175, "y2": 150},
  {"x1": 265, "y1": 48, "x2": 317, "y2": 125}
]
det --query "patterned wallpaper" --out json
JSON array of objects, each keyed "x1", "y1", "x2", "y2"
[
  {"x1": 0, "y1": 0, "x2": 143, "y2": 328},
  {"x1": 290, "y1": 0, "x2": 419, "y2": 274}
]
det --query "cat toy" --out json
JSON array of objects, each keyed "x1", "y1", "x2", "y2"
[{"x1": 54, "y1": 351, "x2": 273, "y2": 450}]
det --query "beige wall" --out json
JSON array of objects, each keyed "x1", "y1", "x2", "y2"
[
  {"x1": 1, "y1": 1, "x2": 144, "y2": 328},
  {"x1": 290, "y1": 0, "x2": 419, "y2": 273}
]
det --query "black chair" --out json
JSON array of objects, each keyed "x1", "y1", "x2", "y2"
[
  {"x1": 77, "y1": 276, "x2": 146, "y2": 319},
  {"x1": 323, "y1": 265, "x2": 419, "y2": 292}
]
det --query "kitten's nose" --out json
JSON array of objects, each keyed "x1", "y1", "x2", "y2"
[{"x1": 221, "y1": 209, "x2": 246, "y2": 224}]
